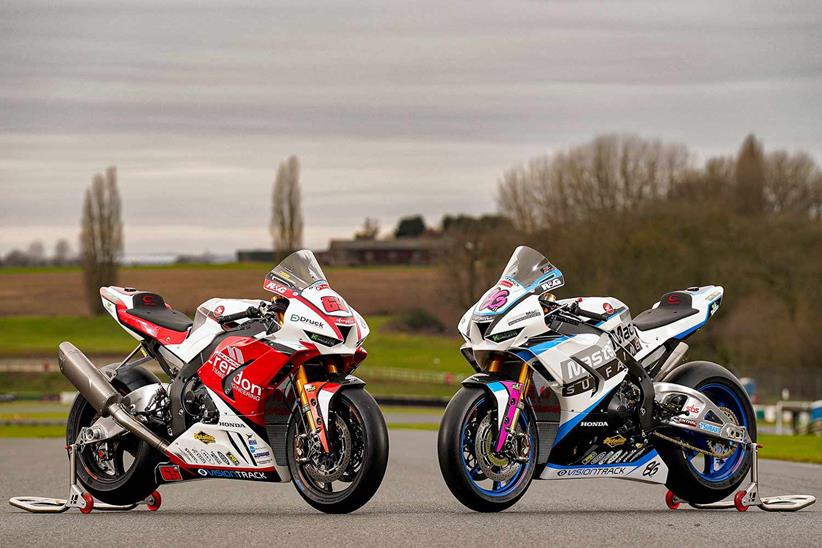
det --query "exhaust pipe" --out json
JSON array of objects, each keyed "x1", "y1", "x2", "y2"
[{"x1": 58, "y1": 342, "x2": 169, "y2": 453}]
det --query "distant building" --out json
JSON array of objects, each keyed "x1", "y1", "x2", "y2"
[{"x1": 326, "y1": 238, "x2": 445, "y2": 266}]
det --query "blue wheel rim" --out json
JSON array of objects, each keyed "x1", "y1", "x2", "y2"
[
  {"x1": 683, "y1": 382, "x2": 749, "y2": 483},
  {"x1": 458, "y1": 396, "x2": 533, "y2": 497}
]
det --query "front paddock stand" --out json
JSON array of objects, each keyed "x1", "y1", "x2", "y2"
[
  {"x1": 9, "y1": 444, "x2": 162, "y2": 514},
  {"x1": 665, "y1": 442, "x2": 815, "y2": 512}
]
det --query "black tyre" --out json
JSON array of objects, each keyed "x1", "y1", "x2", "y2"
[
  {"x1": 287, "y1": 388, "x2": 388, "y2": 514},
  {"x1": 438, "y1": 386, "x2": 536, "y2": 512},
  {"x1": 66, "y1": 394, "x2": 162, "y2": 505},
  {"x1": 654, "y1": 361, "x2": 756, "y2": 504}
]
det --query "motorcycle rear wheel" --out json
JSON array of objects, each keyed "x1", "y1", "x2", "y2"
[
  {"x1": 66, "y1": 394, "x2": 161, "y2": 505},
  {"x1": 654, "y1": 361, "x2": 756, "y2": 504},
  {"x1": 287, "y1": 388, "x2": 388, "y2": 514}
]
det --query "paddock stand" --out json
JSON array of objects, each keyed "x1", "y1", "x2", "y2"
[
  {"x1": 665, "y1": 442, "x2": 816, "y2": 512},
  {"x1": 9, "y1": 443, "x2": 161, "y2": 514}
]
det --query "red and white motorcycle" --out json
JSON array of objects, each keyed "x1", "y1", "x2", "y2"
[{"x1": 56, "y1": 250, "x2": 388, "y2": 514}]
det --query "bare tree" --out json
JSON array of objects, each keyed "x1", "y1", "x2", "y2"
[
  {"x1": 270, "y1": 156, "x2": 304, "y2": 257},
  {"x1": 81, "y1": 166, "x2": 123, "y2": 314},
  {"x1": 355, "y1": 217, "x2": 380, "y2": 240},
  {"x1": 26, "y1": 240, "x2": 46, "y2": 265},
  {"x1": 765, "y1": 150, "x2": 822, "y2": 218},
  {"x1": 734, "y1": 134, "x2": 766, "y2": 215},
  {"x1": 53, "y1": 238, "x2": 71, "y2": 265},
  {"x1": 497, "y1": 134, "x2": 693, "y2": 228}
]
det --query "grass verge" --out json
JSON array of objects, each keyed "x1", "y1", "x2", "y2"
[{"x1": 757, "y1": 434, "x2": 822, "y2": 464}]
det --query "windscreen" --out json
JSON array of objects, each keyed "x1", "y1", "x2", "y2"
[
  {"x1": 266, "y1": 249, "x2": 327, "y2": 290},
  {"x1": 499, "y1": 246, "x2": 561, "y2": 289}
]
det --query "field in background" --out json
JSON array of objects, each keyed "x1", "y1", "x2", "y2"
[{"x1": 0, "y1": 263, "x2": 454, "y2": 323}]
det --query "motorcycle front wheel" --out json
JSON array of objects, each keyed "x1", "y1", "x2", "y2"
[
  {"x1": 287, "y1": 388, "x2": 388, "y2": 514},
  {"x1": 437, "y1": 386, "x2": 536, "y2": 512}
]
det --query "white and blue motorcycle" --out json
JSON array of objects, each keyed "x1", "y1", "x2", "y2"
[{"x1": 438, "y1": 246, "x2": 757, "y2": 512}]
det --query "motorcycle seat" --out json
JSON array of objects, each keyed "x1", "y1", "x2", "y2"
[
  {"x1": 633, "y1": 291, "x2": 699, "y2": 331},
  {"x1": 126, "y1": 292, "x2": 193, "y2": 333}
]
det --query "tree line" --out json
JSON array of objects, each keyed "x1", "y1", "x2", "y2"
[{"x1": 445, "y1": 133, "x2": 821, "y2": 399}]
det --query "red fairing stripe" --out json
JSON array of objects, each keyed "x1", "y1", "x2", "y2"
[{"x1": 114, "y1": 301, "x2": 190, "y2": 345}]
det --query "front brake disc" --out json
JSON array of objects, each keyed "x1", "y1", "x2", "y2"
[
  {"x1": 474, "y1": 414, "x2": 518, "y2": 482},
  {"x1": 303, "y1": 414, "x2": 352, "y2": 483}
]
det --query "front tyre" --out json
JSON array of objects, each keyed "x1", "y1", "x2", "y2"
[
  {"x1": 655, "y1": 361, "x2": 756, "y2": 504},
  {"x1": 287, "y1": 389, "x2": 388, "y2": 514},
  {"x1": 438, "y1": 387, "x2": 536, "y2": 512}
]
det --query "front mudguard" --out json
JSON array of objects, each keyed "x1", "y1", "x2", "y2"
[
  {"x1": 461, "y1": 374, "x2": 544, "y2": 458},
  {"x1": 304, "y1": 376, "x2": 367, "y2": 453}
]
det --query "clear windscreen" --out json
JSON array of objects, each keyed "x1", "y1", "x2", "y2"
[
  {"x1": 266, "y1": 249, "x2": 327, "y2": 290},
  {"x1": 499, "y1": 246, "x2": 559, "y2": 288}
]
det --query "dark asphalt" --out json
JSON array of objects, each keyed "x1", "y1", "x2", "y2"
[{"x1": 2, "y1": 432, "x2": 819, "y2": 547}]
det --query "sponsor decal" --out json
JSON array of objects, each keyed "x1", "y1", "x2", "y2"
[
  {"x1": 603, "y1": 302, "x2": 614, "y2": 315},
  {"x1": 232, "y1": 370, "x2": 263, "y2": 401},
  {"x1": 253, "y1": 451, "x2": 270, "y2": 459},
  {"x1": 216, "y1": 452, "x2": 230, "y2": 465},
  {"x1": 499, "y1": 279, "x2": 513, "y2": 288},
  {"x1": 580, "y1": 421, "x2": 608, "y2": 427},
  {"x1": 213, "y1": 305, "x2": 225, "y2": 317},
  {"x1": 140, "y1": 294, "x2": 162, "y2": 307},
  {"x1": 667, "y1": 294, "x2": 682, "y2": 305},
  {"x1": 196, "y1": 469, "x2": 269, "y2": 480},
  {"x1": 603, "y1": 434, "x2": 627, "y2": 448},
  {"x1": 539, "y1": 277, "x2": 564, "y2": 291},
  {"x1": 479, "y1": 288, "x2": 509, "y2": 312},
  {"x1": 709, "y1": 301, "x2": 720, "y2": 316},
  {"x1": 581, "y1": 452, "x2": 599, "y2": 465},
  {"x1": 611, "y1": 322, "x2": 641, "y2": 354},
  {"x1": 264, "y1": 280, "x2": 291, "y2": 295},
  {"x1": 194, "y1": 431, "x2": 216, "y2": 445},
  {"x1": 562, "y1": 358, "x2": 625, "y2": 397},
  {"x1": 219, "y1": 421, "x2": 245, "y2": 429},
  {"x1": 212, "y1": 346, "x2": 245, "y2": 378},
  {"x1": 698, "y1": 421, "x2": 721, "y2": 434},
  {"x1": 290, "y1": 313, "x2": 324, "y2": 329},
  {"x1": 672, "y1": 416, "x2": 698, "y2": 426},
  {"x1": 507, "y1": 310, "x2": 540, "y2": 326},
  {"x1": 321, "y1": 295, "x2": 348, "y2": 313},
  {"x1": 560, "y1": 343, "x2": 617, "y2": 380},
  {"x1": 226, "y1": 451, "x2": 240, "y2": 466},
  {"x1": 313, "y1": 282, "x2": 330, "y2": 291},
  {"x1": 557, "y1": 467, "x2": 628, "y2": 477},
  {"x1": 158, "y1": 464, "x2": 183, "y2": 482},
  {"x1": 643, "y1": 460, "x2": 660, "y2": 477},
  {"x1": 685, "y1": 404, "x2": 702, "y2": 415}
]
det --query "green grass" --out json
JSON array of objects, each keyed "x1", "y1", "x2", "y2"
[
  {"x1": 0, "y1": 424, "x2": 65, "y2": 437},
  {"x1": 0, "y1": 316, "x2": 137, "y2": 357},
  {"x1": 387, "y1": 423, "x2": 439, "y2": 431},
  {"x1": 758, "y1": 434, "x2": 822, "y2": 464}
]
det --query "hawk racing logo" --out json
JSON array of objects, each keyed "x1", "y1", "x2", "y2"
[{"x1": 194, "y1": 431, "x2": 216, "y2": 444}]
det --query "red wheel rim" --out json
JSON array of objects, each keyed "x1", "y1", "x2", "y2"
[
  {"x1": 146, "y1": 490, "x2": 162, "y2": 511},
  {"x1": 80, "y1": 492, "x2": 94, "y2": 514}
]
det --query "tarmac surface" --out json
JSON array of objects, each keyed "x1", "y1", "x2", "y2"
[{"x1": 2, "y1": 431, "x2": 820, "y2": 547}]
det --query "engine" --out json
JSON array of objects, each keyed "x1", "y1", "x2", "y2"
[
  {"x1": 606, "y1": 379, "x2": 642, "y2": 435},
  {"x1": 181, "y1": 376, "x2": 219, "y2": 425}
]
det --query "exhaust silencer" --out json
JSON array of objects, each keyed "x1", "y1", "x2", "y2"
[{"x1": 58, "y1": 342, "x2": 169, "y2": 453}]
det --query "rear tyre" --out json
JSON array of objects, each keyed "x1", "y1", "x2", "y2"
[
  {"x1": 66, "y1": 394, "x2": 162, "y2": 506},
  {"x1": 438, "y1": 387, "x2": 536, "y2": 512},
  {"x1": 288, "y1": 389, "x2": 388, "y2": 514},
  {"x1": 655, "y1": 361, "x2": 756, "y2": 504}
]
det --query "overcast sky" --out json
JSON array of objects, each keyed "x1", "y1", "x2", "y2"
[{"x1": 1, "y1": 0, "x2": 820, "y2": 256}]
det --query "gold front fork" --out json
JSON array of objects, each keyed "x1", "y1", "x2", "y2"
[
  {"x1": 294, "y1": 365, "x2": 317, "y2": 431},
  {"x1": 509, "y1": 361, "x2": 531, "y2": 432}
]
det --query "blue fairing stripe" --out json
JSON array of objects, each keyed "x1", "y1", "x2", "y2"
[
  {"x1": 552, "y1": 391, "x2": 610, "y2": 447},
  {"x1": 674, "y1": 297, "x2": 721, "y2": 340},
  {"x1": 546, "y1": 449, "x2": 658, "y2": 470}
]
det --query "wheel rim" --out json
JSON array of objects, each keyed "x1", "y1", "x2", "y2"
[
  {"x1": 458, "y1": 395, "x2": 533, "y2": 498},
  {"x1": 292, "y1": 396, "x2": 366, "y2": 498},
  {"x1": 682, "y1": 382, "x2": 749, "y2": 483},
  {"x1": 75, "y1": 400, "x2": 140, "y2": 484}
]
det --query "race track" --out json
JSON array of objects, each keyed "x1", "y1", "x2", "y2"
[{"x1": 2, "y1": 431, "x2": 819, "y2": 547}]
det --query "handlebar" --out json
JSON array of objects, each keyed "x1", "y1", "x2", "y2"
[{"x1": 217, "y1": 306, "x2": 262, "y2": 325}]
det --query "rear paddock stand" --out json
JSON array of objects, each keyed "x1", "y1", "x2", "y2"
[
  {"x1": 665, "y1": 442, "x2": 815, "y2": 512},
  {"x1": 9, "y1": 443, "x2": 161, "y2": 514}
]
